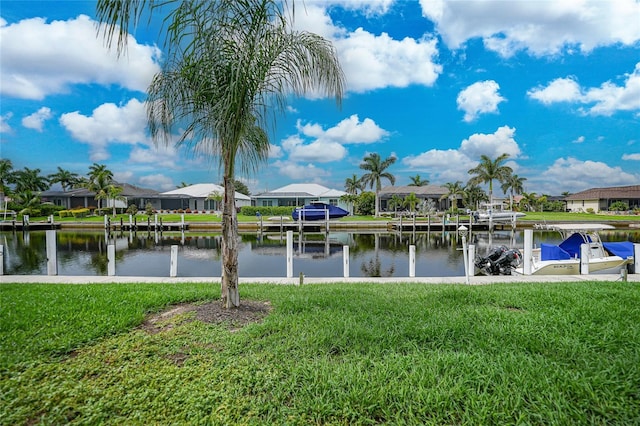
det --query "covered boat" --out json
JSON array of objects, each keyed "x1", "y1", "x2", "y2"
[
  {"x1": 513, "y1": 224, "x2": 633, "y2": 275},
  {"x1": 292, "y1": 202, "x2": 349, "y2": 221}
]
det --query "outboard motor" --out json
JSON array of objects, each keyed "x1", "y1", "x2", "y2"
[
  {"x1": 475, "y1": 245, "x2": 508, "y2": 275},
  {"x1": 492, "y1": 248, "x2": 523, "y2": 275},
  {"x1": 475, "y1": 246, "x2": 522, "y2": 275}
]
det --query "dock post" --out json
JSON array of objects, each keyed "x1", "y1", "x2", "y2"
[
  {"x1": 468, "y1": 244, "x2": 475, "y2": 277},
  {"x1": 343, "y1": 245, "x2": 350, "y2": 278},
  {"x1": 107, "y1": 244, "x2": 116, "y2": 276},
  {"x1": 104, "y1": 214, "x2": 108, "y2": 230},
  {"x1": 0, "y1": 245, "x2": 3, "y2": 275},
  {"x1": 580, "y1": 244, "x2": 589, "y2": 274},
  {"x1": 170, "y1": 245, "x2": 178, "y2": 277},
  {"x1": 46, "y1": 230, "x2": 57, "y2": 275},
  {"x1": 409, "y1": 245, "x2": 415, "y2": 277},
  {"x1": 523, "y1": 229, "x2": 533, "y2": 275},
  {"x1": 286, "y1": 230, "x2": 293, "y2": 278},
  {"x1": 129, "y1": 214, "x2": 133, "y2": 230},
  {"x1": 633, "y1": 244, "x2": 640, "y2": 274}
]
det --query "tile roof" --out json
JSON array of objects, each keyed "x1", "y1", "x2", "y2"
[{"x1": 564, "y1": 185, "x2": 640, "y2": 200}]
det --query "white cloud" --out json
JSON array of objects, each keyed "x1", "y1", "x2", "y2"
[
  {"x1": 622, "y1": 153, "x2": 640, "y2": 161},
  {"x1": 128, "y1": 144, "x2": 180, "y2": 169},
  {"x1": 272, "y1": 160, "x2": 330, "y2": 181},
  {"x1": 0, "y1": 15, "x2": 161, "y2": 100},
  {"x1": 528, "y1": 63, "x2": 640, "y2": 115},
  {"x1": 542, "y1": 157, "x2": 639, "y2": 192},
  {"x1": 460, "y1": 126, "x2": 521, "y2": 159},
  {"x1": 268, "y1": 144, "x2": 283, "y2": 159},
  {"x1": 59, "y1": 98, "x2": 149, "y2": 161},
  {"x1": 139, "y1": 174, "x2": 176, "y2": 191},
  {"x1": 402, "y1": 126, "x2": 522, "y2": 184},
  {"x1": 420, "y1": 0, "x2": 640, "y2": 57},
  {"x1": 337, "y1": 29, "x2": 441, "y2": 92},
  {"x1": 456, "y1": 80, "x2": 505, "y2": 122},
  {"x1": 330, "y1": 0, "x2": 395, "y2": 16},
  {"x1": 280, "y1": 115, "x2": 389, "y2": 163},
  {"x1": 0, "y1": 112, "x2": 13, "y2": 133},
  {"x1": 21, "y1": 107, "x2": 52, "y2": 132},
  {"x1": 292, "y1": 4, "x2": 442, "y2": 93},
  {"x1": 572, "y1": 136, "x2": 585, "y2": 144},
  {"x1": 527, "y1": 77, "x2": 582, "y2": 104}
]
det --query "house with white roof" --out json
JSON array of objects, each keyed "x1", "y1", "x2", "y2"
[
  {"x1": 157, "y1": 183, "x2": 251, "y2": 212},
  {"x1": 252, "y1": 183, "x2": 348, "y2": 210}
]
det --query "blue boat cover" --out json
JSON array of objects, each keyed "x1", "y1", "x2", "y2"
[
  {"x1": 541, "y1": 244, "x2": 572, "y2": 261},
  {"x1": 603, "y1": 242, "x2": 634, "y2": 259},
  {"x1": 558, "y1": 232, "x2": 591, "y2": 258}
]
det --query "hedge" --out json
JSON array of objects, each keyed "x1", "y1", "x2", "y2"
[{"x1": 240, "y1": 206, "x2": 295, "y2": 217}]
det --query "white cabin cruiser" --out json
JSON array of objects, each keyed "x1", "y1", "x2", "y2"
[{"x1": 513, "y1": 224, "x2": 633, "y2": 275}]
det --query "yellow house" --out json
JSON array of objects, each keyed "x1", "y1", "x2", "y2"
[{"x1": 565, "y1": 185, "x2": 640, "y2": 213}]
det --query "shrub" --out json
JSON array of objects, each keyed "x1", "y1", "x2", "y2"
[
  {"x1": 126, "y1": 204, "x2": 138, "y2": 215},
  {"x1": 145, "y1": 203, "x2": 154, "y2": 216},
  {"x1": 609, "y1": 201, "x2": 629, "y2": 212},
  {"x1": 586, "y1": 208, "x2": 595, "y2": 214},
  {"x1": 240, "y1": 206, "x2": 295, "y2": 217}
]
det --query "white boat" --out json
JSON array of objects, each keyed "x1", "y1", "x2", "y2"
[
  {"x1": 513, "y1": 224, "x2": 633, "y2": 275},
  {"x1": 473, "y1": 203, "x2": 525, "y2": 224}
]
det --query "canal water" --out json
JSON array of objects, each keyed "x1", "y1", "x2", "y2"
[{"x1": 2, "y1": 229, "x2": 639, "y2": 278}]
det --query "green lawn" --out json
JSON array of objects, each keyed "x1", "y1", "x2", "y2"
[{"x1": 2, "y1": 282, "x2": 639, "y2": 425}]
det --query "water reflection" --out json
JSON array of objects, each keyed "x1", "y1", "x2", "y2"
[{"x1": 1, "y1": 228, "x2": 638, "y2": 278}]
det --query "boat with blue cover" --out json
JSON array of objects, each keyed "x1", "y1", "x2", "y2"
[
  {"x1": 513, "y1": 224, "x2": 633, "y2": 275},
  {"x1": 292, "y1": 202, "x2": 349, "y2": 221}
]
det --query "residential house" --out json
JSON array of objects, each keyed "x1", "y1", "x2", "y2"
[
  {"x1": 565, "y1": 185, "x2": 640, "y2": 213},
  {"x1": 41, "y1": 183, "x2": 159, "y2": 210},
  {"x1": 159, "y1": 183, "x2": 251, "y2": 212},
  {"x1": 252, "y1": 183, "x2": 348, "y2": 210},
  {"x1": 378, "y1": 185, "x2": 453, "y2": 212}
]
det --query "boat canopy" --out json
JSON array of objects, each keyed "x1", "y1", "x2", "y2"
[
  {"x1": 541, "y1": 244, "x2": 572, "y2": 261},
  {"x1": 603, "y1": 242, "x2": 634, "y2": 259}
]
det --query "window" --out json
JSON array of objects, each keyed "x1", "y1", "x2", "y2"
[
  {"x1": 329, "y1": 199, "x2": 338, "y2": 206},
  {"x1": 262, "y1": 200, "x2": 273, "y2": 207}
]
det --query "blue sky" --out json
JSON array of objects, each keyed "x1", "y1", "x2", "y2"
[{"x1": 1, "y1": 0, "x2": 639, "y2": 196}]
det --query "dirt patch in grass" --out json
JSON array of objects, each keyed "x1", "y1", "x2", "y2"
[{"x1": 141, "y1": 300, "x2": 272, "y2": 334}]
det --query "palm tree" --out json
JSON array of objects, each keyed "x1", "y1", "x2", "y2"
[
  {"x1": 48, "y1": 167, "x2": 80, "y2": 192},
  {"x1": 463, "y1": 183, "x2": 488, "y2": 211},
  {"x1": 12, "y1": 167, "x2": 50, "y2": 193},
  {"x1": 13, "y1": 189, "x2": 41, "y2": 215},
  {"x1": 409, "y1": 174, "x2": 428, "y2": 187},
  {"x1": 521, "y1": 192, "x2": 539, "y2": 212},
  {"x1": 468, "y1": 153, "x2": 512, "y2": 205},
  {"x1": 344, "y1": 174, "x2": 363, "y2": 195},
  {"x1": 108, "y1": 185, "x2": 126, "y2": 216},
  {"x1": 84, "y1": 164, "x2": 113, "y2": 211},
  {"x1": 359, "y1": 153, "x2": 396, "y2": 216},
  {"x1": 97, "y1": 0, "x2": 345, "y2": 308},
  {"x1": 500, "y1": 173, "x2": 526, "y2": 210},
  {"x1": 440, "y1": 181, "x2": 465, "y2": 212},
  {"x1": 388, "y1": 194, "x2": 404, "y2": 213},
  {"x1": 403, "y1": 192, "x2": 419, "y2": 213}
]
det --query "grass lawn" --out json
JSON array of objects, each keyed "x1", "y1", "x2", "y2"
[{"x1": 1, "y1": 281, "x2": 639, "y2": 425}]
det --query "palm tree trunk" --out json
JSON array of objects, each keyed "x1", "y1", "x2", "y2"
[
  {"x1": 221, "y1": 175, "x2": 240, "y2": 308},
  {"x1": 374, "y1": 190, "x2": 380, "y2": 216}
]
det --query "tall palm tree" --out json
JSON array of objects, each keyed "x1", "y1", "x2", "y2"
[
  {"x1": 467, "y1": 153, "x2": 512, "y2": 205},
  {"x1": 500, "y1": 173, "x2": 526, "y2": 210},
  {"x1": 13, "y1": 167, "x2": 50, "y2": 193},
  {"x1": 48, "y1": 167, "x2": 80, "y2": 192},
  {"x1": 97, "y1": 0, "x2": 345, "y2": 308},
  {"x1": 440, "y1": 181, "x2": 465, "y2": 212},
  {"x1": 344, "y1": 174, "x2": 363, "y2": 195},
  {"x1": 359, "y1": 153, "x2": 396, "y2": 216},
  {"x1": 84, "y1": 163, "x2": 113, "y2": 211},
  {"x1": 463, "y1": 183, "x2": 488, "y2": 211},
  {"x1": 108, "y1": 185, "x2": 126, "y2": 216},
  {"x1": 409, "y1": 174, "x2": 428, "y2": 187}
]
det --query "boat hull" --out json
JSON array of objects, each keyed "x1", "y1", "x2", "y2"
[{"x1": 514, "y1": 256, "x2": 629, "y2": 275}]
